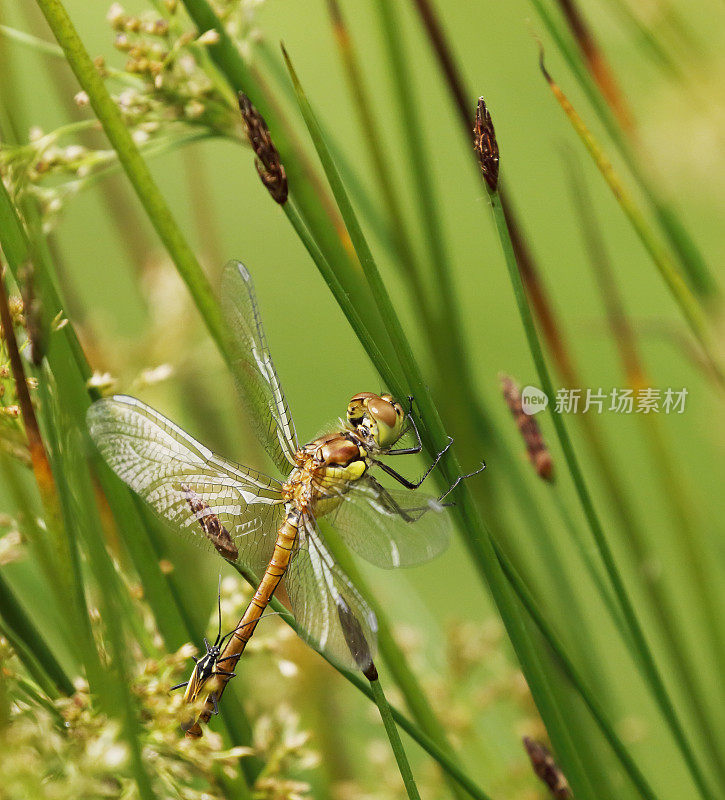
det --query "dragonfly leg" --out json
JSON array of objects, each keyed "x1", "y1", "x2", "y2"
[
  {"x1": 366, "y1": 476, "x2": 419, "y2": 522},
  {"x1": 437, "y1": 462, "x2": 487, "y2": 504},
  {"x1": 210, "y1": 693, "x2": 219, "y2": 716},
  {"x1": 375, "y1": 436, "x2": 453, "y2": 489},
  {"x1": 170, "y1": 681, "x2": 189, "y2": 691}
]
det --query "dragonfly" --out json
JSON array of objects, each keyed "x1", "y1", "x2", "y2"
[{"x1": 88, "y1": 261, "x2": 482, "y2": 735}]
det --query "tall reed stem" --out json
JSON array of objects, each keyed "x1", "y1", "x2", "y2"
[
  {"x1": 369, "y1": 673, "x2": 422, "y2": 800},
  {"x1": 488, "y1": 183, "x2": 716, "y2": 800}
]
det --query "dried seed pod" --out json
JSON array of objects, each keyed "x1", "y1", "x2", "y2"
[
  {"x1": 523, "y1": 737, "x2": 572, "y2": 799},
  {"x1": 473, "y1": 97, "x2": 499, "y2": 192},
  {"x1": 238, "y1": 93, "x2": 288, "y2": 205},
  {"x1": 500, "y1": 374, "x2": 554, "y2": 481}
]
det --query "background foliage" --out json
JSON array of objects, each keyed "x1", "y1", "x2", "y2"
[{"x1": 0, "y1": 0, "x2": 723, "y2": 798}]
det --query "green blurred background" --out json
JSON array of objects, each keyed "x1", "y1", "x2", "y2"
[{"x1": 1, "y1": 0, "x2": 724, "y2": 797}]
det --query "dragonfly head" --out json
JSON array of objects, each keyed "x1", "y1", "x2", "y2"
[{"x1": 346, "y1": 392, "x2": 405, "y2": 450}]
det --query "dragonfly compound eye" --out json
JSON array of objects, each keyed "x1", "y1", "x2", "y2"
[{"x1": 366, "y1": 395, "x2": 405, "y2": 449}]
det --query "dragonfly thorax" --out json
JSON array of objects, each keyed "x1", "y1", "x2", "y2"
[{"x1": 284, "y1": 433, "x2": 369, "y2": 513}]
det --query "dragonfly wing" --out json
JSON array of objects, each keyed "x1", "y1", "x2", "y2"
[
  {"x1": 325, "y1": 476, "x2": 451, "y2": 569},
  {"x1": 87, "y1": 395, "x2": 284, "y2": 578},
  {"x1": 222, "y1": 261, "x2": 298, "y2": 475},
  {"x1": 285, "y1": 514, "x2": 378, "y2": 672}
]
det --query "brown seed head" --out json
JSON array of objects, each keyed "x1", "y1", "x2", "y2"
[
  {"x1": 238, "y1": 92, "x2": 288, "y2": 205},
  {"x1": 474, "y1": 97, "x2": 499, "y2": 192},
  {"x1": 523, "y1": 737, "x2": 572, "y2": 799},
  {"x1": 500, "y1": 374, "x2": 553, "y2": 482}
]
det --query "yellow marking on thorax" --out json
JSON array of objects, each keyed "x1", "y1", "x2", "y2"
[{"x1": 284, "y1": 436, "x2": 369, "y2": 516}]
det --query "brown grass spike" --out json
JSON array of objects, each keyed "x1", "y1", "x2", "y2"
[
  {"x1": 500, "y1": 374, "x2": 554, "y2": 482},
  {"x1": 473, "y1": 98, "x2": 499, "y2": 192},
  {"x1": 523, "y1": 736, "x2": 572, "y2": 799},
  {"x1": 238, "y1": 92, "x2": 288, "y2": 205}
]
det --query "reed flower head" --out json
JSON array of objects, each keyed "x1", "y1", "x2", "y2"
[
  {"x1": 523, "y1": 737, "x2": 572, "y2": 799},
  {"x1": 238, "y1": 92, "x2": 288, "y2": 204},
  {"x1": 474, "y1": 97, "x2": 499, "y2": 192},
  {"x1": 500, "y1": 374, "x2": 554, "y2": 482}
]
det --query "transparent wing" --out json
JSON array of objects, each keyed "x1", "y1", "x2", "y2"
[
  {"x1": 285, "y1": 514, "x2": 378, "y2": 672},
  {"x1": 325, "y1": 476, "x2": 451, "y2": 569},
  {"x1": 87, "y1": 395, "x2": 284, "y2": 578},
  {"x1": 221, "y1": 261, "x2": 298, "y2": 475}
]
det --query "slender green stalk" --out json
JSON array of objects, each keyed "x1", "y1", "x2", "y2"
[
  {"x1": 33, "y1": 0, "x2": 225, "y2": 354},
  {"x1": 602, "y1": 0, "x2": 688, "y2": 80},
  {"x1": 490, "y1": 539, "x2": 659, "y2": 800},
  {"x1": 17, "y1": 2, "x2": 158, "y2": 276},
  {"x1": 2, "y1": 150, "x2": 256, "y2": 791},
  {"x1": 539, "y1": 57, "x2": 720, "y2": 383},
  {"x1": 34, "y1": 370, "x2": 112, "y2": 705},
  {"x1": 0, "y1": 23, "x2": 64, "y2": 57},
  {"x1": 58, "y1": 421, "x2": 157, "y2": 800},
  {"x1": 232, "y1": 577, "x2": 498, "y2": 800},
  {"x1": 489, "y1": 183, "x2": 716, "y2": 800},
  {"x1": 347, "y1": 670, "x2": 493, "y2": 800},
  {"x1": 177, "y1": 0, "x2": 368, "y2": 305},
  {"x1": 0, "y1": 271, "x2": 97, "y2": 691},
  {"x1": 0, "y1": 572, "x2": 73, "y2": 697},
  {"x1": 282, "y1": 46, "x2": 599, "y2": 800},
  {"x1": 0, "y1": 180, "x2": 92, "y2": 385},
  {"x1": 568, "y1": 158, "x2": 725, "y2": 785},
  {"x1": 503, "y1": 160, "x2": 724, "y2": 772},
  {"x1": 319, "y1": 522, "x2": 464, "y2": 786},
  {"x1": 549, "y1": 489, "x2": 627, "y2": 643},
  {"x1": 373, "y1": 0, "x2": 455, "y2": 315},
  {"x1": 369, "y1": 674, "x2": 422, "y2": 800},
  {"x1": 373, "y1": 0, "x2": 486, "y2": 439},
  {"x1": 325, "y1": 0, "x2": 434, "y2": 330},
  {"x1": 528, "y1": 0, "x2": 718, "y2": 301},
  {"x1": 252, "y1": 40, "x2": 396, "y2": 259}
]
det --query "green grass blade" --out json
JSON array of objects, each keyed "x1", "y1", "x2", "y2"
[
  {"x1": 325, "y1": 0, "x2": 433, "y2": 321},
  {"x1": 539, "y1": 57, "x2": 720, "y2": 379},
  {"x1": 319, "y1": 521, "x2": 465, "y2": 791},
  {"x1": 227, "y1": 570, "x2": 496, "y2": 800},
  {"x1": 368, "y1": 673, "x2": 422, "y2": 800},
  {"x1": 177, "y1": 0, "x2": 366, "y2": 301},
  {"x1": 488, "y1": 181, "x2": 717, "y2": 800},
  {"x1": 281, "y1": 45, "x2": 601, "y2": 800},
  {"x1": 527, "y1": 0, "x2": 719, "y2": 302},
  {"x1": 0, "y1": 23, "x2": 64, "y2": 58},
  {"x1": 0, "y1": 571, "x2": 73, "y2": 697},
  {"x1": 56, "y1": 419, "x2": 157, "y2": 800},
  {"x1": 491, "y1": 539, "x2": 660, "y2": 800}
]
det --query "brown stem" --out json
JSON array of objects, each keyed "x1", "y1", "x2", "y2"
[
  {"x1": 0, "y1": 271, "x2": 52, "y2": 488},
  {"x1": 554, "y1": 0, "x2": 635, "y2": 134}
]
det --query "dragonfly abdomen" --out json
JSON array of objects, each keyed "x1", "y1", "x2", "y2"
[{"x1": 244, "y1": 512, "x2": 299, "y2": 625}]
